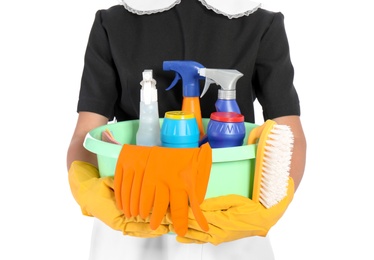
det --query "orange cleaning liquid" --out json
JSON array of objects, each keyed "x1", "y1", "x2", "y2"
[{"x1": 182, "y1": 97, "x2": 205, "y2": 139}]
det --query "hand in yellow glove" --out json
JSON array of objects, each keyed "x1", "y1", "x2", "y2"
[
  {"x1": 127, "y1": 143, "x2": 212, "y2": 237},
  {"x1": 114, "y1": 145, "x2": 152, "y2": 217},
  {"x1": 173, "y1": 178, "x2": 294, "y2": 245},
  {"x1": 68, "y1": 160, "x2": 169, "y2": 237}
]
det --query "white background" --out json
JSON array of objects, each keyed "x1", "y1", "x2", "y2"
[{"x1": 1, "y1": 0, "x2": 373, "y2": 259}]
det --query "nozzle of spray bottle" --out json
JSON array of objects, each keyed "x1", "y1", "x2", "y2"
[
  {"x1": 140, "y1": 69, "x2": 158, "y2": 105},
  {"x1": 199, "y1": 68, "x2": 243, "y2": 113},
  {"x1": 163, "y1": 60, "x2": 205, "y2": 139}
]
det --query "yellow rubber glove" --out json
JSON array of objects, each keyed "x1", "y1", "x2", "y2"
[
  {"x1": 138, "y1": 143, "x2": 212, "y2": 237},
  {"x1": 68, "y1": 160, "x2": 169, "y2": 237},
  {"x1": 173, "y1": 178, "x2": 294, "y2": 245}
]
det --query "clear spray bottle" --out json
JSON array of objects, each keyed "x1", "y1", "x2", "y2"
[{"x1": 136, "y1": 70, "x2": 161, "y2": 146}]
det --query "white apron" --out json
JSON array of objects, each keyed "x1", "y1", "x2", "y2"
[{"x1": 89, "y1": 219, "x2": 275, "y2": 260}]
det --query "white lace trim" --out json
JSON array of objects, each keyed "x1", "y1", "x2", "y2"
[
  {"x1": 198, "y1": 0, "x2": 261, "y2": 19},
  {"x1": 117, "y1": 0, "x2": 181, "y2": 15},
  {"x1": 118, "y1": 0, "x2": 261, "y2": 18}
]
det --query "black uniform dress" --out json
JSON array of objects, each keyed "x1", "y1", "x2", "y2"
[
  {"x1": 78, "y1": 1, "x2": 299, "y2": 123},
  {"x1": 77, "y1": 1, "x2": 300, "y2": 259}
]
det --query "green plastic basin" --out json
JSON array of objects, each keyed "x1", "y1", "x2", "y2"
[{"x1": 84, "y1": 119, "x2": 257, "y2": 199}]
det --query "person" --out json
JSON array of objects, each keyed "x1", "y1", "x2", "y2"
[{"x1": 66, "y1": 0, "x2": 307, "y2": 259}]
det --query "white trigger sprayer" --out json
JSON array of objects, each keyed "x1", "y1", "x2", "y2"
[{"x1": 199, "y1": 68, "x2": 243, "y2": 113}]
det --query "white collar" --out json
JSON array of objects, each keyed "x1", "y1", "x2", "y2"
[
  {"x1": 118, "y1": 0, "x2": 261, "y2": 19},
  {"x1": 117, "y1": 0, "x2": 181, "y2": 15},
  {"x1": 199, "y1": 0, "x2": 261, "y2": 19}
]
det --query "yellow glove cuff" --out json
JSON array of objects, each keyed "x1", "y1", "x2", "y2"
[
  {"x1": 174, "y1": 177, "x2": 295, "y2": 245},
  {"x1": 68, "y1": 160, "x2": 171, "y2": 237}
]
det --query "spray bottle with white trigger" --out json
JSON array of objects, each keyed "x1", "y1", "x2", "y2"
[
  {"x1": 136, "y1": 70, "x2": 161, "y2": 146},
  {"x1": 198, "y1": 68, "x2": 244, "y2": 147},
  {"x1": 199, "y1": 68, "x2": 243, "y2": 113}
]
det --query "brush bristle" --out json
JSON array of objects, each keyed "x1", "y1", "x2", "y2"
[{"x1": 260, "y1": 124, "x2": 294, "y2": 208}]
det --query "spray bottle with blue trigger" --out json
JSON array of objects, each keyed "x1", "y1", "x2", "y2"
[{"x1": 163, "y1": 60, "x2": 206, "y2": 139}]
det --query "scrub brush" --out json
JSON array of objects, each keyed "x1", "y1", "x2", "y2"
[{"x1": 247, "y1": 119, "x2": 294, "y2": 208}]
